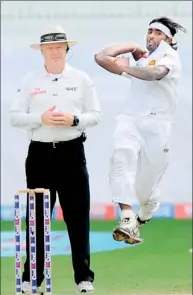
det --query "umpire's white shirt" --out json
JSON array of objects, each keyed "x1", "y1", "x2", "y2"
[{"x1": 10, "y1": 64, "x2": 102, "y2": 142}]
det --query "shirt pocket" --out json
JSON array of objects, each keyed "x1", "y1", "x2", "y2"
[{"x1": 62, "y1": 83, "x2": 83, "y2": 111}]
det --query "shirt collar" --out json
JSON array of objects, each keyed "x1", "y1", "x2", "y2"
[{"x1": 41, "y1": 63, "x2": 72, "y2": 78}]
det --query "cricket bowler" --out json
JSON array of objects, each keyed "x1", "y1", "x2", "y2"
[{"x1": 94, "y1": 17, "x2": 186, "y2": 244}]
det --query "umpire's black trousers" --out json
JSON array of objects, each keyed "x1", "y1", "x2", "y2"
[{"x1": 22, "y1": 134, "x2": 94, "y2": 286}]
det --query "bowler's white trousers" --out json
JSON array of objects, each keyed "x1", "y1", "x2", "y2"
[{"x1": 109, "y1": 114, "x2": 172, "y2": 220}]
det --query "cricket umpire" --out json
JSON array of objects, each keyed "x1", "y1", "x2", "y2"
[{"x1": 10, "y1": 25, "x2": 102, "y2": 293}]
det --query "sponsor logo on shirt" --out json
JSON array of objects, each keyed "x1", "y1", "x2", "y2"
[
  {"x1": 65, "y1": 87, "x2": 77, "y2": 91},
  {"x1": 30, "y1": 88, "x2": 47, "y2": 96},
  {"x1": 148, "y1": 59, "x2": 156, "y2": 66}
]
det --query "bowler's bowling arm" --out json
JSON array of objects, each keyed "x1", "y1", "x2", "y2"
[
  {"x1": 120, "y1": 65, "x2": 169, "y2": 81},
  {"x1": 94, "y1": 44, "x2": 136, "y2": 74}
]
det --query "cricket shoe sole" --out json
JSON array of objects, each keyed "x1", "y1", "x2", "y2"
[{"x1": 113, "y1": 227, "x2": 143, "y2": 245}]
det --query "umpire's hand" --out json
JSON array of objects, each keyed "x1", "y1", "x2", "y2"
[{"x1": 41, "y1": 106, "x2": 74, "y2": 127}]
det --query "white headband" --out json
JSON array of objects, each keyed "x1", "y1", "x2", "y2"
[{"x1": 148, "y1": 22, "x2": 173, "y2": 38}]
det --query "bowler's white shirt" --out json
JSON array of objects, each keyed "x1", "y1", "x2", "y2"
[
  {"x1": 121, "y1": 41, "x2": 181, "y2": 120},
  {"x1": 10, "y1": 64, "x2": 102, "y2": 142}
]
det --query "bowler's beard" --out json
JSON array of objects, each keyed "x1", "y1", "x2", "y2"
[{"x1": 146, "y1": 39, "x2": 160, "y2": 54}]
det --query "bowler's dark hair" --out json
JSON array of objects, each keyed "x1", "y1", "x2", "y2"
[{"x1": 149, "y1": 17, "x2": 187, "y2": 50}]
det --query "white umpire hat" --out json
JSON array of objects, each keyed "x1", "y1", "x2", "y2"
[{"x1": 30, "y1": 25, "x2": 77, "y2": 50}]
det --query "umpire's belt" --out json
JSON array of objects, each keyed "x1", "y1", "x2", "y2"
[{"x1": 30, "y1": 133, "x2": 86, "y2": 149}]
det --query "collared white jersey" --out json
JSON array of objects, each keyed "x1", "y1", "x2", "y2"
[
  {"x1": 10, "y1": 64, "x2": 102, "y2": 142},
  {"x1": 121, "y1": 41, "x2": 181, "y2": 121}
]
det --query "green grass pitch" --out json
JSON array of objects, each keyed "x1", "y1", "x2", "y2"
[{"x1": 1, "y1": 219, "x2": 192, "y2": 295}]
